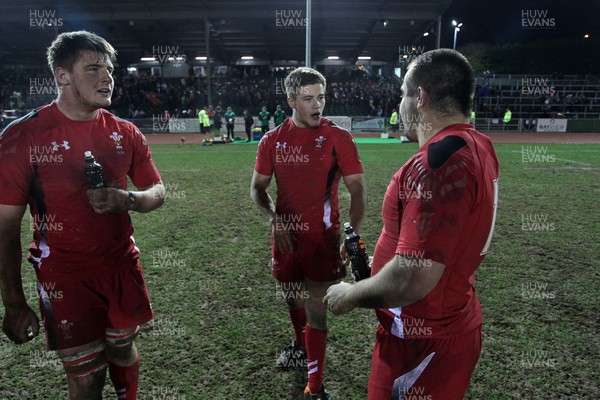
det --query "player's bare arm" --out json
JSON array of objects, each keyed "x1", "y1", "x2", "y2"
[
  {"x1": 88, "y1": 180, "x2": 165, "y2": 214},
  {"x1": 324, "y1": 254, "x2": 445, "y2": 315},
  {"x1": 339, "y1": 173, "x2": 367, "y2": 264},
  {"x1": 250, "y1": 170, "x2": 295, "y2": 253},
  {"x1": 0, "y1": 204, "x2": 40, "y2": 343},
  {"x1": 343, "y1": 173, "x2": 367, "y2": 234}
]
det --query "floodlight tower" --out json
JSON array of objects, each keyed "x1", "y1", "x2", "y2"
[{"x1": 452, "y1": 20, "x2": 463, "y2": 50}]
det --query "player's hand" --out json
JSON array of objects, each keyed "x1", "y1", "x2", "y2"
[
  {"x1": 2, "y1": 304, "x2": 40, "y2": 344},
  {"x1": 271, "y1": 216, "x2": 296, "y2": 253},
  {"x1": 323, "y1": 281, "x2": 356, "y2": 315},
  {"x1": 87, "y1": 187, "x2": 130, "y2": 214},
  {"x1": 339, "y1": 244, "x2": 350, "y2": 267}
]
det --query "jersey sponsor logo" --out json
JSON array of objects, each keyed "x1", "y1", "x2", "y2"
[
  {"x1": 275, "y1": 141, "x2": 309, "y2": 164},
  {"x1": 51, "y1": 140, "x2": 70, "y2": 151}
]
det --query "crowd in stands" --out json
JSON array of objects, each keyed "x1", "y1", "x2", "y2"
[
  {"x1": 472, "y1": 82, "x2": 595, "y2": 119},
  {"x1": 1, "y1": 65, "x2": 598, "y2": 127},
  {"x1": 110, "y1": 67, "x2": 400, "y2": 120},
  {"x1": 0, "y1": 66, "x2": 400, "y2": 123}
]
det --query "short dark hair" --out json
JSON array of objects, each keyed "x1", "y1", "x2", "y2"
[
  {"x1": 405, "y1": 49, "x2": 474, "y2": 116},
  {"x1": 47, "y1": 31, "x2": 117, "y2": 75},
  {"x1": 284, "y1": 67, "x2": 326, "y2": 99}
]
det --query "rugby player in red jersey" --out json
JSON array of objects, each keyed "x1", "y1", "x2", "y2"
[
  {"x1": 325, "y1": 49, "x2": 499, "y2": 400},
  {"x1": 251, "y1": 67, "x2": 367, "y2": 400},
  {"x1": 0, "y1": 31, "x2": 165, "y2": 399}
]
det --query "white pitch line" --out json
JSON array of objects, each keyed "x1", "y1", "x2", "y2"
[
  {"x1": 510, "y1": 150, "x2": 594, "y2": 166},
  {"x1": 161, "y1": 169, "x2": 205, "y2": 172},
  {"x1": 553, "y1": 157, "x2": 594, "y2": 166}
]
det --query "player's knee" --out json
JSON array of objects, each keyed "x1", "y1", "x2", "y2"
[
  {"x1": 305, "y1": 301, "x2": 328, "y2": 329},
  {"x1": 306, "y1": 314, "x2": 327, "y2": 330},
  {"x1": 59, "y1": 343, "x2": 108, "y2": 384},
  {"x1": 66, "y1": 369, "x2": 106, "y2": 400},
  {"x1": 105, "y1": 326, "x2": 139, "y2": 364},
  {"x1": 285, "y1": 294, "x2": 304, "y2": 309}
]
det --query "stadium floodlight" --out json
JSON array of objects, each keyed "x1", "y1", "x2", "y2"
[
  {"x1": 358, "y1": 56, "x2": 371, "y2": 60},
  {"x1": 452, "y1": 20, "x2": 463, "y2": 50},
  {"x1": 241, "y1": 56, "x2": 254, "y2": 60},
  {"x1": 140, "y1": 57, "x2": 156, "y2": 61},
  {"x1": 327, "y1": 56, "x2": 340, "y2": 60}
]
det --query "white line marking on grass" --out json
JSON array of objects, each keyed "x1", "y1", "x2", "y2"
[
  {"x1": 161, "y1": 169, "x2": 205, "y2": 172},
  {"x1": 522, "y1": 166, "x2": 599, "y2": 171},
  {"x1": 553, "y1": 157, "x2": 593, "y2": 166},
  {"x1": 510, "y1": 150, "x2": 594, "y2": 166}
]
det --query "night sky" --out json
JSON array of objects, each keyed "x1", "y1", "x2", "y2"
[{"x1": 440, "y1": 0, "x2": 598, "y2": 48}]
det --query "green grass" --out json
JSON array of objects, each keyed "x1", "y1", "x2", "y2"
[{"x1": 1, "y1": 142, "x2": 599, "y2": 399}]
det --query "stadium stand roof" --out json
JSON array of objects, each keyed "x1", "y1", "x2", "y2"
[{"x1": 0, "y1": 0, "x2": 453, "y2": 67}]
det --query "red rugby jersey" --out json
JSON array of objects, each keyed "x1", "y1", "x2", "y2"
[
  {"x1": 254, "y1": 117, "x2": 363, "y2": 233},
  {"x1": 0, "y1": 101, "x2": 161, "y2": 278},
  {"x1": 372, "y1": 124, "x2": 499, "y2": 338}
]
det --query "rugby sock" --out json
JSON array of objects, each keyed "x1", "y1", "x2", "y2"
[
  {"x1": 305, "y1": 324, "x2": 327, "y2": 394},
  {"x1": 289, "y1": 307, "x2": 307, "y2": 347},
  {"x1": 109, "y1": 356, "x2": 140, "y2": 400}
]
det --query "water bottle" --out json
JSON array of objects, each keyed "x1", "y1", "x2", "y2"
[
  {"x1": 84, "y1": 151, "x2": 105, "y2": 188},
  {"x1": 343, "y1": 222, "x2": 371, "y2": 281}
]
